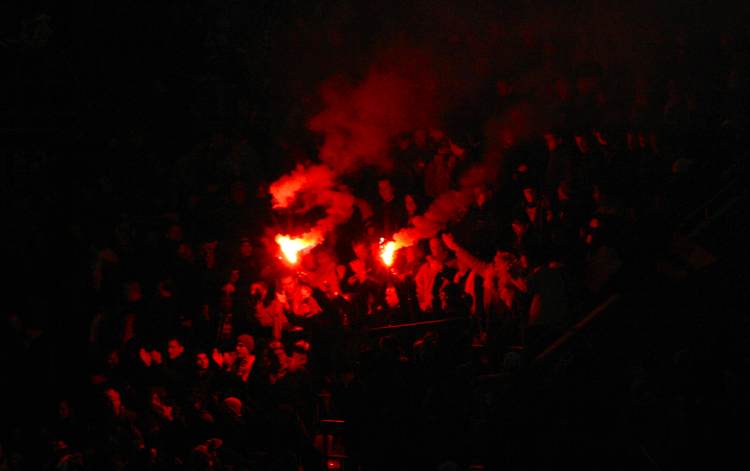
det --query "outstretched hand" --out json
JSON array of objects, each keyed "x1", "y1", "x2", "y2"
[
  {"x1": 139, "y1": 348, "x2": 152, "y2": 367},
  {"x1": 211, "y1": 348, "x2": 223, "y2": 367},
  {"x1": 150, "y1": 350, "x2": 163, "y2": 365},
  {"x1": 441, "y1": 233, "x2": 458, "y2": 251}
]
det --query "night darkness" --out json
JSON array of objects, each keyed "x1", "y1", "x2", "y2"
[{"x1": 2, "y1": 0, "x2": 749, "y2": 470}]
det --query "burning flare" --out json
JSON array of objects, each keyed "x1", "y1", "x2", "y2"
[
  {"x1": 275, "y1": 232, "x2": 322, "y2": 264},
  {"x1": 379, "y1": 238, "x2": 398, "y2": 267}
]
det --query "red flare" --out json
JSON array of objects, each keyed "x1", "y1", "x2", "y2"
[
  {"x1": 275, "y1": 232, "x2": 322, "y2": 264},
  {"x1": 379, "y1": 238, "x2": 398, "y2": 267}
]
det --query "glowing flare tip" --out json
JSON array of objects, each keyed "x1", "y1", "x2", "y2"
[
  {"x1": 275, "y1": 234, "x2": 319, "y2": 264},
  {"x1": 380, "y1": 240, "x2": 397, "y2": 267}
]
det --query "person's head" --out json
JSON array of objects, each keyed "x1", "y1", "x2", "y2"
[
  {"x1": 124, "y1": 280, "x2": 142, "y2": 303},
  {"x1": 404, "y1": 194, "x2": 418, "y2": 215},
  {"x1": 58, "y1": 399, "x2": 72, "y2": 419},
  {"x1": 557, "y1": 181, "x2": 571, "y2": 202},
  {"x1": 378, "y1": 179, "x2": 395, "y2": 203},
  {"x1": 200, "y1": 241, "x2": 218, "y2": 268},
  {"x1": 474, "y1": 185, "x2": 492, "y2": 207},
  {"x1": 166, "y1": 223, "x2": 183, "y2": 242},
  {"x1": 177, "y1": 242, "x2": 194, "y2": 262},
  {"x1": 230, "y1": 181, "x2": 247, "y2": 205},
  {"x1": 167, "y1": 338, "x2": 185, "y2": 360},
  {"x1": 239, "y1": 238, "x2": 252, "y2": 257},
  {"x1": 352, "y1": 240, "x2": 369, "y2": 262},
  {"x1": 493, "y1": 251, "x2": 515, "y2": 273},
  {"x1": 195, "y1": 352, "x2": 210, "y2": 371},
  {"x1": 288, "y1": 340, "x2": 310, "y2": 372},
  {"x1": 158, "y1": 278, "x2": 175, "y2": 299},
  {"x1": 500, "y1": 128, "x2": 515, "y2": 150},
  {"x1": 496, "y1": 78, "x2": 513, "y2": 97},
  {"x1": 385, "y1": 284, "x2": 400, "y2": 308},
  {"x1": 592, "y1": 184, "x2": 602, "y2": 203},
  {"x1": 106, "y1": 349, "x2": 120, "y2": 368},
  {"x1": 299, "y1": 285, "x2": 313, "y2": 300},
  {"x1": 279, "y1": 274, "x2": 297, "y2": 295},
  {"x1": 429, "y1": 237, "x2": 448, "y2": 263},
  {"x1": 104, "y1": 388, "x2": 121, "y2": 414},
  {"x1": 522, "y1": 186, "x2": 537, "y2": 204},
  {"x1": 223, "y1": 397, "x2": 242, "y2": 417},
  {"x1": 235, "y1": 334, "x2": 255, "y2": 359},
  {"x1": 543, "y1": 131, "x2": 561, "y2": 152},
  {"x1": 405, "y1": 244, "x2": 424, "y2": 263},
  {"x1": 574, "y1": 133, "x2": 591, "y2": 154},
  {"x1": 582, "y1": 217, "x2": 602, "y2": 246},
  {"x1": 511, "y1": 212, "x2": 530, "y2": 238}
]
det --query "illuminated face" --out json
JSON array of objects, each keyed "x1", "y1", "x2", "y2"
[
  {"x1": 429, "y1": 238, "x2": 446, "y2": 262},
  {"x1": 167, "y1": 339, "x2": 184, "y2": 360},
  {"x1": 236, "y1": 342, "x2": 250, "y2": 360},
  {"x1": 404, "y1": 194, "x2": 417, "y2": 215},
  {"x1": 378, "y1": 180, "x2": 395, "y2": 203},
  {"x1": 575, "y1": 135, "x2": 590, "y2": 154},
  {"x1": 240, "y1": 241, "x2": 252, "y2": 257},
  {"x1": 500, "y1": 129, "x2": 515, "y2": 149},
  {"x1": 281, "y1": 275, "x2": 296, "y2": 293},
  {"x1": 58, "y1": 400, "x2": 71, "y2": 419},
  {"x1": 125, "y1": 282, "x2": 142, "y2": 303},
  {"x1": 512, "y1": 220, "x2": 527, "y2": 237},
  {"x1": 496, "y1": 79, "x2": 512, "y2": 97},
  {"x1": 166, "y1": 224, "x2": 182, "y2": 242},
  {"x1": 474, "y1": 186, "x2": 488, "y2": 207},
  {"x1": 522, "y1": 187, "x2": 536, "y2": 204},
  {"x1": 106, "y1": 350, "x2": 119, "y2": 368},
  {"x1": 385, "y1": 285, "x2": 399, "y2": 308},
  {"x1": 195, "y1": 353, "x2": 210, "y2": 370},
  {"x1": 543, "y1": 133, "x2": 558, "y2": 152},
  {"x1": 493, "y1": 251, "x2": 512, "y2": 273},
  {"x1": 584, "y1": 217, "x2": 600, "y2": 245},
  {"x1": 105, "y1": 388, "x2": 121, "y2": 413},
  {"x1": 353, "y1": 243, "x2": 369, "y2": 262}
]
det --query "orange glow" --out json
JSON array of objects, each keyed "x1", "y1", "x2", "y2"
[
  {"x1": 380, "y1": 238, "x2": 398, "y2": 267},
  {"x1": 275, "y1": 232, "x2": 322, "y2": 264}
]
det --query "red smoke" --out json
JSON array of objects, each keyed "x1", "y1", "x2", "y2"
[
  {"x1": 270, "y1": 49, "x2": 442, "y2": 249},
  {"x1": 388, "y1": 189, "x2": 474, "y2": 251},
  {"x1": 270, "y1": 164, "x2": 355, "y2": 256},
  {"x1": 308, "y1": 48, "x2": 440, "y2": 174}
]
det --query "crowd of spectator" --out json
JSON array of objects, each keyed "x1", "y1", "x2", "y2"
[{"x1": 3, "y1": 14, "x2": 748, "y2": 471}]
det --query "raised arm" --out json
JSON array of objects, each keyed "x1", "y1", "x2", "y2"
[{"x1": 441, "y1": 233, "x2": 491, "y2": 274}]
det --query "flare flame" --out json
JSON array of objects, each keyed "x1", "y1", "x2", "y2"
[{"x1": 275, "y1": 232, "x2": 322, "y2": 264}]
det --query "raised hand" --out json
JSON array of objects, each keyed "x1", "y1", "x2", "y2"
[
  {"x1": 441, "y1": 233, "x2": 458, "y2": 251},
  {"x1": 150, "y1": 350, "x2": 163, "y2": 365},
  {"x1": 139, "y1": 348, "x2": 152, "y2": 367}
]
